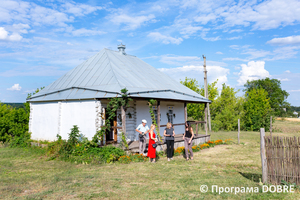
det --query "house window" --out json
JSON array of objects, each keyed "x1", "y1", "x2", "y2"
[
  {"x1": 167, "y1": 106, "x2": 174, "y2": 124},
  {"x1": 167, "y1": 109, "x2": 173, "y2": 124}
]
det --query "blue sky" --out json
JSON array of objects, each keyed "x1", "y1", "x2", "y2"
[{"x1": 0, "y1": 0, "x2": 300, "y2": 106}]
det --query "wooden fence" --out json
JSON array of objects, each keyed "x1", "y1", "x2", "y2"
[{"x1": 264, "y1": 136, "x2": 300, "y2": 184}]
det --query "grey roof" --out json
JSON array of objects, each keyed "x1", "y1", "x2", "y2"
[{"x1": 27, "y1": 48, "x2": 210, "y2": 103}]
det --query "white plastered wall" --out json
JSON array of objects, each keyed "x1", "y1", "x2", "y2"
[
  {"x1": 30, "y1": 102, "x2": 59, "y2": 141},
  {"x1": 30, "y1": 100, "x2": 98, "y2": 141},
  {"x1": 135, "y1": 100, "x2": 185, "y2": 140},
  {"x1": 60, "y1": 100, "x2": 97, "y2": 140}
]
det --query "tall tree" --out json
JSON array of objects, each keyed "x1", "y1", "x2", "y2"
[
  {"x1": 244, "y1": 78, "x2": 289, "y2": 116},
  {"x1": 180, "y1": 78, "x2": 218, "y2": 121},
  {"x1": 211, "y1": 83, "x2": 244, "y2": 131},
  {"x1": 243, "y1": 88, "x2": 272, "y2": 131}
]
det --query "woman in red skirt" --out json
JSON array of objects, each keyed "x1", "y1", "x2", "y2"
[{"x1": 147, "y1": 124, "x2": 158, "y2": 163}]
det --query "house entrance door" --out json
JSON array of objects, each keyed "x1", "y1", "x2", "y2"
[{"x1": 105, "y1": 109, "x2": 117, "y2": 143}]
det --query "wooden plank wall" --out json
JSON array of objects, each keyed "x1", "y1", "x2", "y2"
[{"x1": 117, "y1": 100, "x2": 137, "y2": 142}]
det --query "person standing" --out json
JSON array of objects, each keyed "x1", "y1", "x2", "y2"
[
  {"x1": 183, "y1": 121, "x2": 194, "y2": 161},
  {"x1": 163, "y1": 122, "x2": 175, "y2": 161},
  {"x1": 136, "y1": 119, "x2": 149, "y2": 155},
  {"x1": 147, "y1": 124, "x2": 158, "y2": 163}
]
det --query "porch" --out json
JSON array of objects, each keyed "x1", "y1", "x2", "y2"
[{"x1": 127, "y1": 133, "x2": 210, "y2": 153}]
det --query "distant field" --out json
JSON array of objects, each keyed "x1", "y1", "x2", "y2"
[
  {"x1": 0, "y1": 120, "x2": 300, "y2": 199},
  {"x1": 274, "y1": 118, "x2": 300, "y2": 133},
  {"x1": 276, "y1": 117, "x2": 300, "y2": 122}
]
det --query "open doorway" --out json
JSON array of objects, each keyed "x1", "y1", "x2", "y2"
[{"x1": 105, "y1": 108, "x2": 117, "y2": 144}]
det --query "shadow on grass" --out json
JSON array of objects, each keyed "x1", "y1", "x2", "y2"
[{"x1": 239, "y1": 172, "x2": 262, "y2": 183}]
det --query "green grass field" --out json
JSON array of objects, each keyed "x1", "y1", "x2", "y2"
[{"x1": 1, "y1": 121, "x2": 300, "y2": 199}]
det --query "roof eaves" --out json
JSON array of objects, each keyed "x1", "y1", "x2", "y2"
[{"x1": 26, "y1": 86, "x2": 120, "y2": 101}]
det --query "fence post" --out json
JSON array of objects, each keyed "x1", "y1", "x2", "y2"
[
  {"x1": 270, "y1": 116, "x2": 272, "y2": 137},
  {"x1": 260, "y1": 128, "x2": 268, "y2": 183},
  {"x1": 238, "y1": 119, "x2": 240, "y2": 144}
]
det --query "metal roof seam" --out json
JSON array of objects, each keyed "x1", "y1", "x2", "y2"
[
  {"x1": 105, "y1": 50, "x2": 123, "y2": 90},
  {"x1": 77, "y1": 51, "x2": 102, "y2": 87}
]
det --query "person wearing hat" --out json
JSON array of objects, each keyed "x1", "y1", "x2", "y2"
[{"x1": 136, "y1": 119, "x2": 149, "y2": 155}]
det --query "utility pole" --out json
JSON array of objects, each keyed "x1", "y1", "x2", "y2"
[{"x1": 203, "y1": 55, "x2": 211, "y2": 132}]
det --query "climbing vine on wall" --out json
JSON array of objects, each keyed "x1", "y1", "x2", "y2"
[
  {"x1": 92, "y1": 88, "x2": 132, "y2": 146},
  {"x1": 148, "y1": 99, "x2": 162, "y2": 142}
]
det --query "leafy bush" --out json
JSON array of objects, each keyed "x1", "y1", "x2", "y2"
[
  {"x1": 47, "y1": 125, "x2": 126, "y2": 164},
  {"x1": 0, "y1": 103, "x2": 30, "y2": 145}
]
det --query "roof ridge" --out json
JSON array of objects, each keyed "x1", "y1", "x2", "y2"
[{"x1": 104, "y1": 48, "x2": 136, "y2": 57}]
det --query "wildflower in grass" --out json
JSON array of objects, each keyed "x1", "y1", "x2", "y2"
[
  {"x1": 192, "y1": 145, "x2": 200, "y2": 152},
  {"x1": 224, "y1": 139, "x2": 233, "y2": 144},
  {"x1": 214, "y1": 139, "x2": 223, "y2": 145},
  {"x1": 200, "y1": 143, "x2": 209, "y2": 149},
  {"x1": 206, "y1": 140, "x2": 215, "y2": 147},
  {"x1": 175, "y1": 146, "x2": 185, "y2": 153},
  {"x1": 118, "y1": 155, "x2": 131, "y2": 164}
]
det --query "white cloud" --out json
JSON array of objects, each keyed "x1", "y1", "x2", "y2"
[
  {"x1": 194, "y1": 13, "x2": 217, "y2": 25},
  {"x1": 0, "y1": 66, "x2": 67, "y2": 77},
  {"x1": 72, "y1": 28, "x2": 106, "y2": 36},
  {"x1": 237, "y1": 61, "x2": 270, "y2": 86},
  {"x1": 7, "y1": 83, "x2": 21, "y2": 91},
  {"x1": 110, "y1": 13, "x2": 156, "y2": 30},
  {"x1": 6, "y1": 23, "x2": 30, "y2": 34},
  {"x1": 289, "y1": 89, "x2": 300, "y2": 92},
  {"x1": 158, "y1": 65, "x2": 229, "y2": 89},
  {"x1": 159, "y1": 55, "x2": 200, "y2": 66},
  {"x1": 241, "y1": 49, "x2": 271, "y2": 59},
  {"x1": 267, "y1": 35, "x2": 300, "y2": 46},
  {"x1": 0, "y1": 27, "x2": 22, "y2": 41},
  {"x1": 216, "y1": 51, "x2": 223, "y2": 54},
  {"x1": 148, "y1": 32, "x2": 183, "y2": 45},
  {"x1": 228, "y1": 29, "x2": 243, "y2": 33},
  {"x1": 219, "y1": 0, "x2": 300, "y2": 30},
  {"x1": 229, "y1": 45, "x2": 240, "y2": 50},
  {"x1": 227, "y1": 36, "x2": 242, "y2": 40},
  {"x1": 267, "y1": 46, "x2": 299, "y2": 60},
  {"x1": 0, "y1": 27, "x2": 8, "y2": 39},
  {"x1": 278, "y1": 78, "x2": 289, "y2": 82},
  {"x1": 61, "y1": 2, "x2": 102, "y2": 16},
  {"x1": 153, "y1": 54, "x2": 227, "y2": 67},
  {"x1": 223, "y1": 57, "x2": 249, "y2": 62},
  {"x1": 202, "y1": 36, "x2": 220, "y2": 41},
  {"x1": 0, "y1": 1, "x2": 74, "y2": 27},
  {"x1": 285, "y1": 70, "x2": 291, "y2": 73}
]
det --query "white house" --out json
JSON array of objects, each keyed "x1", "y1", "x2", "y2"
[
  {"x1": 293, "y1": 111, "x2": 298, "y2": 117},
  {"x1": 27, "y1": 45, "x2": 210, "y2": 143}
]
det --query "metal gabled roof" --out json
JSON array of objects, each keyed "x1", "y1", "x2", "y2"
[{"x1": 27, "y1": 48, "x2": 210, "y2": 103}]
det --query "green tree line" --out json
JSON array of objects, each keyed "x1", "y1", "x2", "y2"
[
  {"x1": 181, "y1": 77, "x2": 291, "y2": 132},
  {"x1": 0, "y1": 87, "x2": 44, "y2": 145}
]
